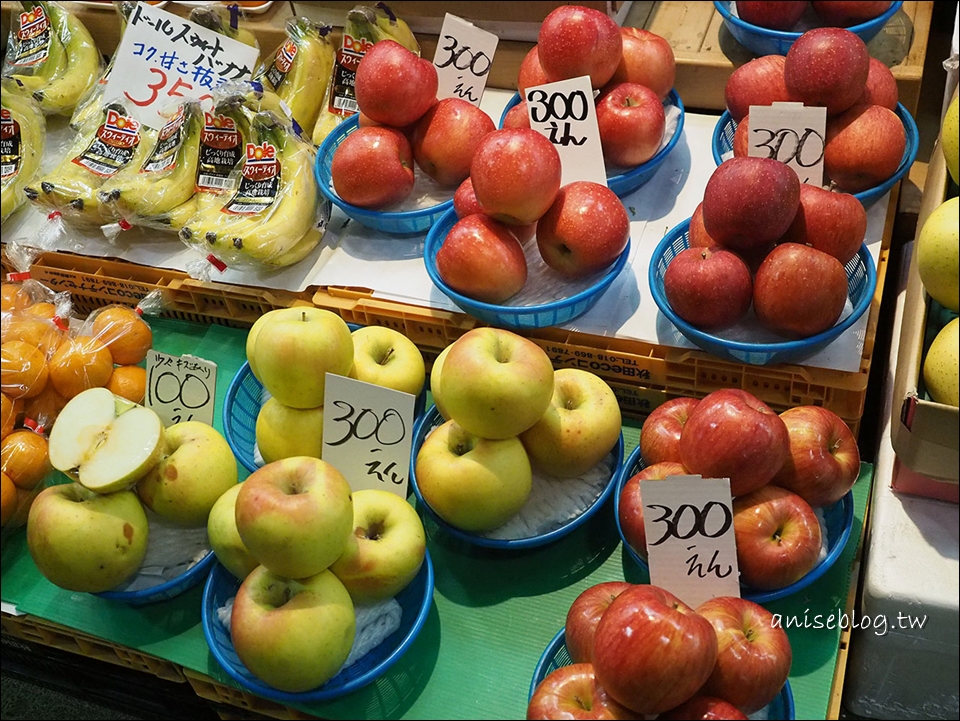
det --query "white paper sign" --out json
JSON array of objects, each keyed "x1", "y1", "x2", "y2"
[
  {"x1": 145, "y1": 350, "x2": 217, "y2": 427},
  {"x1": 747, "y1": 102, "x2": 827, "y2": 186},
  {"x1": 104, "y1": 3, "x2": 259, "y2": 128},
  {"x1": 322, "y1": 374, "x2": 416, "y2": 497},
  {"x1": 641, "y1": 475, "x2": 741, "y2": 609},
  {"x1": 433, "y1": 14, "x2": 499, "y2": 106},
  {"x1": 525, "y1": 76, "x2": 607, "y2": 187}
]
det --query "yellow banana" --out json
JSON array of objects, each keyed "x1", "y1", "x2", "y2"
[
  {"x1": 1, "y1": 79, "x2": 46, "y2": 221},
  {"x1": 5, "y1": 1, "x2": 68, "y2": 92},
  {"x1": 69, "y1": 1, "x2": 133, "y2": 131},
  {"x1": 366, "y1": 4, "x2": 421, "y2": 55},
  {"x1": 31, "y1": 1, "x2": 101, "y2": 116},
  {"x1": 188, "y1": 5, "x2": 260, "y2": 52}
]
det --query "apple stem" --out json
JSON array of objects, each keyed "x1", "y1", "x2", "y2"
[{"x1": 379, "y1": 347, "x2": 394, "y2": 366}]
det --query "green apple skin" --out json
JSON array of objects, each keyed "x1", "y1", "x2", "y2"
[
  {"x1": 255, "y1": 398, "x2": 324, "y2": 465},
  {"x1": 136, "y1": 421, "x2": 239, "y2": 526},
  {"x1": 246, "y1": 307, "x2": 316, "y2": 382},
  {"x1": 429, "y1": 344, "x2": 452, "y2": 420},
  {"x1": 350, "y1": 326, "x2": 426, "y2": 396},
  {"x1": 917, "y1": 197, "x2": 959, "y2": 313},
  {"x1": 252, "y1": 308, "x2": 354, "y2": 409},
  {"x1": 519, "y1": 369, "x2": 623, "y2": 478},
  {"x1": 235, "y1": 457, "x2": 354, "y2": 579},
  {"x1": 414, "y1": 419, "x2": 532, "y2": 532},
  {"x1": 329, "y1": 489, "x2": 426, "y2": 604},
  {"x1": 231, "y1": 566, "x2": 356, "y2": 693},
  {"x1": 923, "y1": 317, "x2": 959, "y2": 407},
  {"x1": 26, "y1": 484, "x2": 149, "y2": 593},
  {"x1": 438, "y1": 327, "x2": 555, "y2": 440},
  {"x1": 207, "y1": 484, "x2": 259, "y2": 581},
  {"x1": 942, "y1": 94, "x2": 959, "y2": 185}
]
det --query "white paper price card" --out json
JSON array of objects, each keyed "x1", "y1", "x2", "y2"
[
  {"x1": 433, "y1": 13, "x2": 499, "y2": 106},
  {"x1": 748, "y1": 102, "x2": 827, "y2": 186},
  {"x1": 322, "y1": 374, "x2": 416, "y2": 498},
  {"x1": 145, "y1": 350, "x2": 217, "y2": 427},
  {"x1": 105, "y1": 3, "x2": 260, "y2": 129},
  {"x1": 641, "y1": 475, "x2": 741, "y2": 609},
  {"x1": 525, "y1": 76, "x2": 608, "y2": 187}
]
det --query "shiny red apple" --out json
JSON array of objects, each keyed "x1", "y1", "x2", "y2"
[
  {"x1": 354, "y1": 39, "x2": 438, "y2": 127},
  {"x1": 595, "y1": 82, "x2": 666, "y2": 168},
  {"x1": 330, "y1": 126, "x2": 414, "y2": 209},
  {"x1": 724, "y1": 55, "x2": 792, "y2": 123},
  {"x1": 564, "y1": 582, "x2": 633, "y2": 664},
  {"x1": 824, "y1": 102, "x2": 905, "y2": 193},
  {"x1": 736, "y1": 1, "x2": 808, "y2": 30},
  {"x1": 618, "y1": 461, "x2": 689, "y2": 559},
  {"x1": 663, "y1": 246, "x2": 753, "y2": 330},
  {"x1": 779, "y1": 184, "x2": 867, "y2": 264},
  {"x1": 783, "y1": 28, "x2": 869, "y2": 116},
  {"x1": 858, "y1": 57, "x2": 899, "y2": 109},
  {"x1": 537, "y1": 5, "x2": 623, "y2": 89},
  {"x1": 608, "y1": 27, "x2": 676, "y2": 100},
  {"x1": 435, "y1": 214, "x2": 527, "y2": 304},
  {"x1": 518, "y1": 45, "x2": 549, "y2": 97},
  {"x1": 411, "y1": 98, "x2": 494, "y2": 188},
  {"x1": 640, "y1": 397, "x2": 701, "y2": 466},
  {"x1": 811, "y1": 0, "x2": 892, "y2": 26},
  {"x1": 527, "y1": 664, "x2": 637, "y2": 720},
  {"x1": 658, "y1": 696, "x2": 749, "y2": 720}
]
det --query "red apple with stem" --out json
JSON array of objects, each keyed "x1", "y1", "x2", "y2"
[
  {"x1": 736, "y1": 1, "x2": 808, "y2": 30},
  {"x1": 824, "y1": 102, "x2": 905, "y2": 193},
  {"x1": 640, "y1": 397, "x2": 701, "y2": 466},
  {"x1": 779, "y1": 184, "x2": 867, "y2": 265},
  {"x1": 608, "y1": 27, "x2": 676, "y2": 100},
  {"x1": 663, "y1": 246, "x2": 754, "y2": 330},
  {"x1": 618, "y1": 461, "x2": 689, "y2": 559},
  {"x1": 595, "y1": 82, "x2": 666, "y2": 168},
  {"x1": 354, "y1": 39, "x2": 438, "y2": 127},
  {"x1": 658, "y1": 696, "x2": 749, "y2": 720},
  {"x1": 330, "y1": 126, "x2": 414, "y2": 209},
  {"x1": 724, "y1": 55, "x2": 792, "y2": 123},
  {"x1": 537, "y1": 5, "x2": 623, "y2": 89},
  {"x1": 564, "y1": 582, "x2": 633, "y2": 664},
  {"x1": 411, "y1": 98, "x2": 494, "y2": 188},
  {"x1": 784, "y1": 28, "x2": 869, "y2": 116},
  {"x1": 527, "y1": 664, "x2": 638, "y2": 720}
]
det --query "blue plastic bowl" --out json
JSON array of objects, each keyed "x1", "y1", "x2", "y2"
[
  {"x1": 409, "y1": 405, "x2": 624, "y2": 550},
  {"x1": 714, "y1": 0, "x2": 903, "y2": 56},
  {"x1": 529, "y1": 628, "x2": 796, "y2": 718},
  {"x1": 314, "y1": 114, "x2": 453, "y2": 235},
  {"x1": 649, "y1": 218, "x2": 877, "y2": 366},
  {"x1": 424, "y1": 207, "x2": 630, "y2": 330},
  {"x1": 498, "y1": 89, "x2": 685, "y2": 198},
  {"x1": 96, "y1": 548, "x2": 215, "y2": 606},
  {"x1": 202, "y1": 552, "x2": 434, "y2": 703},
  {"x1": 614, "y1": 445, "x2": 855, "y2": 605},
  {"x1": 711, "y1": 102, "x2": 919, "y2": 209}
]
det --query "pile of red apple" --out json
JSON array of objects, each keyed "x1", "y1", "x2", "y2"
[
  {"x1": 734, "y1": 1, "x2": 894, "y2": 32},
  {"x1": 619, "y1": 389, "x2": 860, "y2": 592}
]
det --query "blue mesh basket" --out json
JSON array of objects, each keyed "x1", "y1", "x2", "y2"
[{"x1": 95, "y1": 549, "x2": 215, "y2": 605}]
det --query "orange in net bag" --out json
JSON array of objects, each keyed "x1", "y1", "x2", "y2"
[{"x1": 1, "y1": 428, "x2": 51, "y2": 491}]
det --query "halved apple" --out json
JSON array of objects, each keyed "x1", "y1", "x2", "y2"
[{"x1": 48, "y1": 387, "x2": 165, "y2": 494}]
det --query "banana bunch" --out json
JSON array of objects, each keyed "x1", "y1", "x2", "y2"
[
  {"x1": 1, "y1": 79, "x2": 46, "y2": 221},
  {"x1": 189, "y1": 4, "x2": 260, "y2": 53}
]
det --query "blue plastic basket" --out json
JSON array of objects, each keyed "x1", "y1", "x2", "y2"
[
  {"x1": 424, "y1": 207, "x2": 630, "y2": 330},
  {"x1": 614, "y1": 444, "x2": 855, "y2": 605},
  {"x1": 498, "y1": 89, "x2": 686, "y2": 198},
  {"x1": 95, "y1": 548, "x2": 215, "y2": 606},
  {"x1": 202, "y1": 552, "x2": 434, "y2": 704},
  {"x1": 649, "y1": 218, "x2": 877, "y2": 366},
  {"x1": 314, "y1": 114, "x2": 453, "y2": 235},
  {"x1": 529, "y1": 628, "x2": 796, "y2": 718},
  {"x1": 711, "y1": 102, "x2": 919, "y2": 209},
  {"x1": 408, "y1": 405, "x2": 624, "y2": 550},
  {"x1": 714, "y1": 0, "x2": 903, "y2": 56}
]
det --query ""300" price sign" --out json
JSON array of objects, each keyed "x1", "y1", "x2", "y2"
[
  {"x1": 434, "y1": 14, "x2": 498, "y2": 106},
  {"x1": 747, "y1": 102, "x2": 827, "y2": 186}
]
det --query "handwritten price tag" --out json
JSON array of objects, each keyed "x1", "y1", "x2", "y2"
[
  {"x1": 641, "y1": 475, "x2": 741, "y2": 609},
  {"x1": 433, "y1": 14, "x2": 498, "y2": 106},
  {"x1": 525, "y1": 76, "x2": 607, "y2": 186},
  {"x1": 105, "y1": 3, "x2": 259, "y2": 128},
  {"x1": 322, "y1": 374, "x2": 416, "y2": 497},
  {"x1": 145, "y1": 350, "x2": 217, "y2": 427},
  {"x1": 747, "y1": 102, "x2": 827, "y2": 186}
]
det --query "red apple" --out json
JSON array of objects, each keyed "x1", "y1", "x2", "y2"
[
  {"x1": 592, "y1": 585, "x2": 718, "y2": 715},
  {"x1": 330, "y1": 126, "x2": 414, "y2": 209},
  {"x1": 609, "y1": 27, "x2": 676, "y2": 100},
  {"x1": 435, "y1": 214, "x2": 527, "y2": 304},
  {"x1": 697, "y1": 596, "x2": 793, "y2": 714},
  {"x1": 824, "y1": 102, "x2": 905, "y2": 192},
  {"x1": 858, "y1": 57, "x2": 899, "y2": 110},
  {"x1": 527, "y1": 664, "x2": 637, "y2": 720},
  {"x1": 453, "y1": 177, "x2": 483, "y2": 218},
  {"x1": 537, "y1": 5, "x2": 623, "y2": 89},
  {"x1": 471, "y1": 128, "x2": 562, "y2": 225},
  {"x1": 779, "y1": 184, "x2": 866, "y2": 264},
  {"x1": 536, "y1": 181, "x2": 629, "y2": 279},
  {"x1": 658, "y1": 696, "x2": 749, "y2": 720},
  {"x1": 663, "y1": 246, "x2": 753, "y2": 330},
  {"x1": 732, "y1": 114, "x2": 749, "y2": 158},
  {"x1": 679, "y1": 389, "x2": 790, "y2": 498},
  {"x1": 354, "y1": 39, "x2": 438, "y2": 127},
  {"x1": 518, "y1": 45, "x2": 549, "y2": 97},
  {"x1": 595, "y1": 82, "x2": 666, "y2": 168},
  {"x1": 618, "y1": 461, "x2": 689, "y2": 559},
  {"x1": 411, "y1": 98, "x2": 495, "y2": 188},
  {"x1": 733, "y1": 484, "x2": 822, "y2": 590},
  {"x1": 812, "y1": 0, "x2": 892, "y2": 26},
  {"x1": 753, "y1": 243, "x2": 849, "y2": 338},
  {"x1": 771, "y1": 405, "x2": 861, "y2": 507},
  {"x1": 640, "y1": 397, "x2": 701, "y2": 466},
  {"x1": 503, "y1": 100, "x2": 531, "y2": 129},
  {"x1": 784, "y1": 28, "x2": 869, "y2": 116},
  {"x1": 564, "y1": 582, "x2": 633, "y2": 664},
  {"x1": 724, "y1": 55, "x2": 792, "y2": 123},
  {"x1": 688, "y1": 203, "x2": 720, "y2": 249},
  {"x1": 736, "y1": 1, "x2": 808, "y2": 30}
]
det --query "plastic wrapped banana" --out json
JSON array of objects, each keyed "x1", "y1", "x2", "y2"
[
  {"x1": 2, "y1": 78, "x2": 46, "y2": 222},
  {"x1": 188, "y1": 4, "x2": 260, "y2": 53}
]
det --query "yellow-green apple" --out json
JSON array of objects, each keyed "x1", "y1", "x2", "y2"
[
  {"x1": 679, "y1": 389, "x2": 790, "y2": 498},
  {"x1": 697, "y1": 596, "x2": 793, "y2": 714},
  {"x1": 136, "y1": 421, "x2": 239, "y2": 526},
  {"x1": 733, "y1": 484, "x2": 822, "y2": 590},
  {"x1": 517, "y1": 45, "x2": 548, "y2": 97},
  {"x1": 812, "y1": 0, "x2": 891, "y2": 26},
  {"x1": 453, "y1": 177, "x2": 482, "y2": 218},
  {"x1": 231, "y1": 566, "x2": 355, "y2": 693},
  {"x1": 429, "y1": 345, "x2": 451, "y2": 420},
  {"x1": 438, "y1": 327, "x2": 555, "y2": 440},
  {"x1": 658, "y1": 696, "x2": 748, "y2": 720},
  {"x1": 916, "y1": 197, "x2": 959, "y2": 312},
  {"x1": 502, "y1": 100, "x2": 530, "y2": 129},
  {"x1": 435, "y1": 214, "x2": 528, "y2": 304},
  {"x1": 47, "y1": 387, "x2": 165, "y2": 494},
  {"x1": 771, "y1": 406, "x2": 861, "y2": 507},
  {"x1": 537, "y1": 5, "x2": 622, "y2": 89},
  {"x1": 784, "y1": 28, "x2": 869, "y2": 116},
  {"x1": 779, "y1": 184, "x2": 867, "y2": 265},
  {"x1": 617, "y1": 461, "x2": 689, "y2": 559},
  {"x1": 527, "y1": 664, "x2": 637, "y2": 720},
  {"x1": 207, "y1": 484, "x2": 259, "y2": 581},
  {"x1": 354, "y1": 39, "x2": 438, "y2": 127},
  {"x1": 753, "y1": 243, "x2": 848, "y2": 338},
  {"x1": 250, "y1": 308, "x2": 354, "y2": 409},
  {"x1": 414, "y1": 419, "x2": 532, "y2": 532},
  {"x1": 519, "y1": 368, "x2": 622, "y2": 478},
  {"x1": 349, "y1": 326, "x2": 425, "y2": 396},
  {"x1": 824, "y1": 103, "x2": 905, "y2": 192},
  {"x1": 329, "y1": 488, "x2": 426, "y2": 603},
  {"x1": 27, "y1": 483, "x2": 149, "y2": 593},
  {"x1": 942, "y1": 94, "x2": 959, "y2": 184},
  {"x1": 723, "y1": 55, "x2": 791, "y2": 123},
  {"x1": 592, "y1": 585, "x2": 718, "y2": 714},
  {"x1": 564, "y1": 581, "x2": 633, "y2": 664},
  {"x1": 411, "y1": 98, "x2": 495, "y2": 188},
  {"x1": 255, "y1": 399, "x2": 324, "y2": 464},
  {"x1": 595, "y1": 83, "x2": 666, "y2": 169},
  {"x1": 736, "y1": 1, "x2": 807, "y2": 30},
  {"x1": 246, "y1": 308, "x2": 314, "y2": 382},
  {"x1": 536, "y1": 181, "x2": 630, "y2": 279},
  {"x1": 235, "y1": 457, "x2": 354, "y2": 579},
  {"x1": 470, "y1": 128, "x2": 562, "y2": 226},
  {"x1": 331, "y1": 125, "x2": 415, "y2": 209},
  {"x1": 923, "y1": 318, "x2": 959, "y2": 407},
  {"x1": 640, "y1": 397, "x2": 700, "y2": 466},
  {"x1": 608, "y1": 27, "x2": 676, "y2": 100},
  {"x1": 663, "y1": 247, "x2": 753, "y2": 330},
  {"x1": 858, "y1": 57, "x2": 899, "y2": 109}
]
